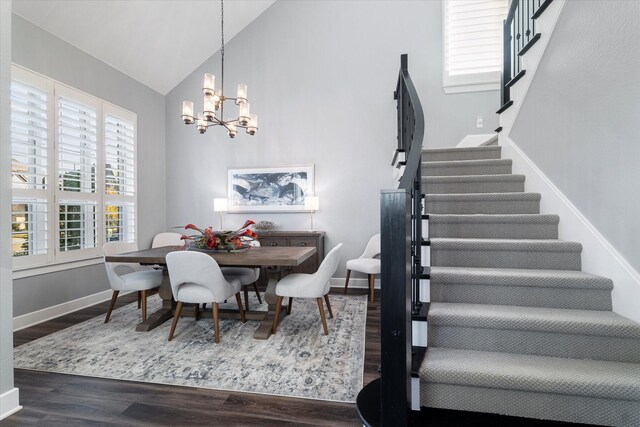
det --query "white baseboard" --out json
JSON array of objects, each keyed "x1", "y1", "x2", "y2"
[
  {"x1": 13, "y1": 289, "x2": 131, "y2": 332},
  {"x1": 501, "y1": 137, "x2": 640, "y2": 323},
  {"x1": 0, "y1": 388, "x2": 21, "y2": 421},
  {"x1": 330, "y1": 277, "x2": 380, "y2": 290}
]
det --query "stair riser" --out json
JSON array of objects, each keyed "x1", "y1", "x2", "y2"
[
  {"x1": 431, "y1": 249, "x2": 581, "y2": 270},
  {"x1": 430, "y1": 284, "x2": 612, "y2": 311},
  {"x1": 422, "y1": 163, "x2": 512, "y2": 176},
  {"x1": 428, "y1": 325, "x2": 640, "y2": 363},
  {"x1": 429, "y1": 222, "x2": 558, "y2": 239},
  {"x1": 424, "y1": 149, "x2": 501, "y2": 162},
  {"x1": 424, "y1": 180, "x2": 524, "y2": 194},
  {"x1": 425, "y1": 199, "x2": 540, "y2": 214},
  {"x1": 420, "y1": 382, "x2": 640, "y2": 427}
]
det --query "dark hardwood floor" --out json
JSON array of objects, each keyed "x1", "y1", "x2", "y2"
[{"x1": 4, "y1": 288, "x2": 580, "y2": 426}]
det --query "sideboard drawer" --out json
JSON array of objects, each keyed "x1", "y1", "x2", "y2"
[
  {"x1": 260, "y1": 237, "x2": 288, "y2": 247},
  {"x1": 289, "y1": 238, "x2": 317, "y2": 248}
]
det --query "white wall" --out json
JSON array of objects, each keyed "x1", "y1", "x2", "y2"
[
  {"x1": 165, "y1": 0, "x2": 499, "y2": 276},
  {"x1": 508, "y1": 0, "x2": 640, "y2": 319},
  {"x1": 11, "y1": 15, "x2": 167, "y2": 317},
  {"x1": 510, "y1": 0, "x2": 640, "y2": 274},
  {"x1": 0, "y1": 0, "x2": 20, "y2": 419}
]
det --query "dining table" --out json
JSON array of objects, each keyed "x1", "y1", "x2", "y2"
[{"x1": 104, "y1": 245, "x2": 317, "y2": 340}]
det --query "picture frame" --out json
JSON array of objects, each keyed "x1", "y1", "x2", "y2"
[{"x1": 228, "y1": 165, "x2": 315, "y2": 212}]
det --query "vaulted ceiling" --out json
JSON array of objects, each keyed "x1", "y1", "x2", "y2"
[{"x1": 12, "y1": 0, "x2": 276, "y2": 94}]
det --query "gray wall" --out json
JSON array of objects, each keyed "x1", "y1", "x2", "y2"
[
  {"x1": 1, "y1": 0, "x2": 14, "y2": 397},
  {"x1": 11, "y1": 15, "x2": 166, "y2": 317},
  {"x1": 165, "y1": 0, "x2": 499, "y2": 276},
  {"x1": 510, "y1": 0, "x2": 640, "y2": 273}
]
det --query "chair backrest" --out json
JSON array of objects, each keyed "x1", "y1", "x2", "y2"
[
  {"x1": 314, "y1": 243, "x2": 343, "y2": 295},
  {"x1": 102, "y1": 241, "x2": 142, "y2": 291},
  {"x1": 165, "y1": 251, "x2": 235, "y2": 302},
  {"x1": 152, "y1": 232, "x2": 185, "y2": 248},
  {"x1": 360, "y1": 233, "x2": 381, "y2": 259}
]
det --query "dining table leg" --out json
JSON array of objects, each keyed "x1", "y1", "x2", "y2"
[{"x1": 252, "y1": 268, "x2": 289, "y2": 340}]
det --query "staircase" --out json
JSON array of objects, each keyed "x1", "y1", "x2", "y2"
[{"x1": 418, "y1": 145, "x2": 640, "y2": 426}]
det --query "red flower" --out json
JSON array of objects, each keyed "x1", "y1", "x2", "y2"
[
  {"x1": 180, "y1": 235, "x2": 189, "y2": 240},
  {"x1": 242, "y1": 219, "x2": 255, "y2": 229},
  {"x1": 185, "y1": 223, "x2": 200, "y2": 231}
]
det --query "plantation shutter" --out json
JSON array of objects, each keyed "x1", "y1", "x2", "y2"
[
  {"x1": 444, "y1": 0, "x2": 508, "y2": 76},
  {"x1": 104, "y1": 104, "x2": 137, "y2": 244},
  {"x1": 57, "y1": 96, "x2": 98, "y2": 193}
]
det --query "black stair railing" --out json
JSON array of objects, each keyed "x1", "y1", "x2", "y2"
[
  {"x1": 499, "y1": 0, "x2": 553, "y2": 113},
  {"x1": 379, "y1": 53, "x2": 425, "y2": 425}
]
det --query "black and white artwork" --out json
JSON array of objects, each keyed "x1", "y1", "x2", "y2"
[{"x1": 228, "y1": 165, "x2": 314, "y2": 212}]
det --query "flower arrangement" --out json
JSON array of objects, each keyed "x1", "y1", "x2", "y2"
[{"x1": 180, "y1": 220, "x2": 258, "y2": 251}]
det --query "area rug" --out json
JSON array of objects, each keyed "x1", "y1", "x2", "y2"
[{"x1": 13, "y1": 294, "x2": 367, "y2": 403}]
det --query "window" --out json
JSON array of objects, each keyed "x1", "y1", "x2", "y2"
[
  {"x1": 11, "y1": 65, "x2": 137, "y2": 270},
  {"x1": 442, "y1": 0, "x2": 508, "y2": 93}
]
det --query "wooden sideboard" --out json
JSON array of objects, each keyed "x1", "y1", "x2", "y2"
[{"x1": 257, "y1": 231, "x2": 325, "y2": 280}]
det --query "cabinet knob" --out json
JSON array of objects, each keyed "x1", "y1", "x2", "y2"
[
  {"x1": 270, "y1": 242, "x2": 278, "y2": 246},
  {"x1": 299, "y1": 242, "x2": 307, "y2": 246}
]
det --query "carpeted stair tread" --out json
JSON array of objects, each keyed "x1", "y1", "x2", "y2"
[
  {"x1": 430, "y1": 266, "x2": 613, "y2": 290},
  {"x1": 422, "y1": 146, "x2": 501, "y2": 162},
  {"x1": 423, "y1": 174, "x2": 525, "y2": 183},
  {"x1": 428, "y1": 302, "x2": 640, "y2": 339},
  {"x1": 422, "y1": 158, "x2": 512, "y2": 176},
  {"x1": 430, "y1": 238, "x2": 582, "y2": 253},
  {"x1": 424, "y1": 192, "x2": 541, "y2": 214},
  {"x1": 420, "y1": 347, "x2": 640, "y2": 401},
  {"x1": 423, "y1": 174, "x2": 525, "y2": 194},
  {"x1": 428, "y1": 214, "x2": 559, "y2": 225}
]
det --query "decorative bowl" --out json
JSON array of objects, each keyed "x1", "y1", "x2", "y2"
[{"x1": 254, "y1": 220, "x2": 276, "y2": 232}]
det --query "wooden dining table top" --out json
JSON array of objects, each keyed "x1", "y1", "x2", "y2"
[{"x1": 104, "y1": 245, "x2": 317, "y2": 267}]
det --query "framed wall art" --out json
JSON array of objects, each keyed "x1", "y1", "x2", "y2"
[{"x1": 228, "y1": 165, "x2": 315, "y2": 212}]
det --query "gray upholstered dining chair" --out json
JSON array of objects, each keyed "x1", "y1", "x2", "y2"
[
  {"x1": 271, "y1": 243, "x2": 343, "y2": 336},
  {"x1": 343, "y1": 233, "x2": 381, "y2": 303},
  {"x1": 221, "y1": 239, "x2": 262, "y2": 310},
  {"x1": 102, "y1": 241, "x2": 163, "y2": 323},
  {"x1": 166, "y1": 251, "x2": 246, "y2": 343},
  {"x1": 151, "y1": 232, "x2": 185, "y2": 248}
]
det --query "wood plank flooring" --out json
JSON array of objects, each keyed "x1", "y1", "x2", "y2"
[{"x1": 4, "y1": 288, "x2": 574, "y2": 426}]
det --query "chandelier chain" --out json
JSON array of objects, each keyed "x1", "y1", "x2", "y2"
[{"x1": 220, "y1": 0, "x2": 225, "y2": 99}]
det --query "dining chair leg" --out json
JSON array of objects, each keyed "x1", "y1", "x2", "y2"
[
  {"x1": 141, "y1": 290, "x2": 147, "y2": 321},
  {"x1": 195, "y1": 303, "x2": 200, "y2": 321},
  {"x1": 286, "y1": 297, "x2": 293, "y2": 315},
  {"x1": 137, "y1": 291, "x2": 141, "y2": 309},
  {"x1": 213, "y1": 302, "x2": 220, "y2": 343},
  {"x1": 235, "y1": 292, "x2": 246, "y2": 323},
  {"x1": 202, "y1": 303, "x2": 207, "y2": 309},
  {"x1": 317, "y1": 298, "x2": 329, "y2": 335},
  {"x1": 168, "y1": 301, "x2": 183, "y2": 341},
  {"x1": 243, "y1": 286, "x2": 250, "y2": 311},
  {"x1": 104, "y1": 290, "x2": 119, "y2": 323},
  {"x1": 272, "y1": 296, "x2": 284, "y2": 334},
  {"x1": 344, "y1": 270, "x2": 351, "y2": 295},
  {"x1": 324, "y1": 295, "x2": 334, "y2": 319},
  {"x1": 253, "y1": 283, "x2": 262, "y2": 304},
  {"x1": 368, "y1": 274, "x2": 375, "y2": 304}
]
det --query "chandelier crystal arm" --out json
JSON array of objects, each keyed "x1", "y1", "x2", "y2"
[{"x1": 180, "y1": 0, "x2": 258, "y2": 138}]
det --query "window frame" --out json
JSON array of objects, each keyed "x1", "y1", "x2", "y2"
[
  {"x1": 11, "y1": 64, "x2": 138, "y2": 276},
  {"x1": 441, "y1": 0, "x2": 505, "y2": 94}
]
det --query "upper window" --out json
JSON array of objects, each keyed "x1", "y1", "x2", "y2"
[
  {"x1": 11, "y1": 65, "x2": 137, "y2": 270},
  {"x1": 442, "y1": 0, "x2": 508, "y2": 93}
]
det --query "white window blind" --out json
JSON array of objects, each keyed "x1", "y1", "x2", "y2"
[
  {"x1": 442, "y1": 0, "x2": 508, "y2": 92},
  {"x1": 105, "y1": 202, "x2": 136, "y2": 243},
  {"x1": 58, "y1": 200, "x2": 97, "y2": 252},
  {"x1": 58, "y1": 96, "x2": 98, "y2": 193},
  {"x1": 11, "y1": 80, "x2": 49, "y2": 190},
  {"x1": 10, "y1": 64, "x2": 137, "y2": 272},
  {"x1": 105, "y1": 113, "x2": 135, "y2": 196}
]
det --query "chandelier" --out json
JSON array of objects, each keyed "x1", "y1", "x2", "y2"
[{"x1": 180, "y1": 0, "x2": 257, "y2": 138}]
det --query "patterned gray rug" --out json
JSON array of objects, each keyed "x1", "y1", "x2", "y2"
[{"x1": 13, "y1": 294, "x2": 367, "y2": 403}]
